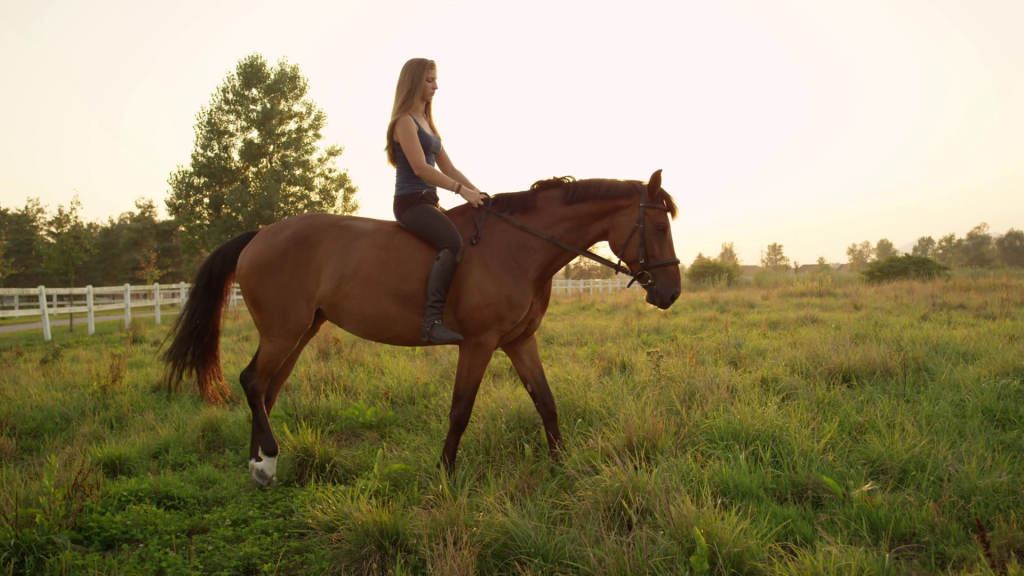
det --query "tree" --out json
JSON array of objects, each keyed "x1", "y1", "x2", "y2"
[
  {"x1": 166, "y1": 53, "x2": 359, "y2": 257},
  {"x1": 0, "y1": 233, "x2": 20, "y2": 287},
  {"x1": 816, "y1": 256, "x2": 832, "y2": 273},
  {"x1": 934, "y1": 233, "x2": 963, "y2": 267},
  {"x1": 760, "y1": 243, "x2": 790, "y2": 271},
  {"x1": 912, "y1": 236, "x2": 935, "y2": 258},
  {"x1": 962, "y1": 223, "x2": 994, "y2": 267},
  {"x1": 686, "y1": 259, "x2": 741, "y2": 286},
  {"x1": 135, "y1": 249, "x2": 165, "y2": 284},
  {"x1": 846, "y1": 240, "x2": 874, "y2": 271},
  {"x1": 0, "y1": 198, "x2": 47, "y2": 287},
  {"x1": 563, "y1": 255, "x2": 614, "y2": 280},
  {"x1": 861, "y1": 255, "x2": 948, "y2": 283},
  {"x1": 43, "y1": 196, "x2": 96, "y2": 331},
  {"x1": 875, "y1": 238, "x2": 898, "y2": 260},
  {"x1": 995, "y1": 228, "x2": 1024, "y2": 267},
  {"x1": 718, "y1": 242, "x2": 739, "y2": 265}
]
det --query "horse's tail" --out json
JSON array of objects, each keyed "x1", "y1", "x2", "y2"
[{"x1": 162, "y1": 231, "x2": 259, "y2": 405}]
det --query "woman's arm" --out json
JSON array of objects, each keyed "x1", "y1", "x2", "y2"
[
  {"x1": 435, "y1": 147, "x2": 477, "y2": 191},
  {"x1": 394, "y1": 116, "x2": 483, "y2": 206}
]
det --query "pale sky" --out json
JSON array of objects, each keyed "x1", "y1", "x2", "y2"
[{"x1": 2, "y1": 0, "x2": 1022, "y2": 265}]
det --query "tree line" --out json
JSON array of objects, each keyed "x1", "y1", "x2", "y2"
[
  {"x1": 0, "y1": 197, "x2": 184, "y2": 289},
  {"x1": 673, "y1": 224, "x2": 1024, "y2": 286},
  {"x1": 0, "y1": 53, "x2": 358, "y2": 289}
]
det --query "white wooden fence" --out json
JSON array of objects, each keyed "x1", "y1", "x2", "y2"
[
  {"x1": 551, "y1": 278, "x2": 639, "y2": 295},
  {"x1": 0, "y1": 278, "x2": 629, "y2": 342},
  {"x1": 0, "y1": 283, "x2": 244, "y2": 342}
]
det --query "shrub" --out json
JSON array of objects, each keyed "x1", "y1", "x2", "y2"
[
  {"x1": 861, "y1": 255, "x2": 948, "y2": 283},
  {"x1": 686, "y1": 259, "x2": 741, "y2": 286}
]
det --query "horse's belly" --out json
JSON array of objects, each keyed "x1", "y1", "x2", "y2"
[{"x1": 315, "y1": 254, "x2": 431, "y2": 346}]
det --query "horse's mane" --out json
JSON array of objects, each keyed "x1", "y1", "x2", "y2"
[{"x1": 484, "y1": 177, "x2": 678, "y2": 219}]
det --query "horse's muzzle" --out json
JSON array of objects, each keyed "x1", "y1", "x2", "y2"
[{"x1": 645, "y1": 285, "x2": 680, "y2": 310}]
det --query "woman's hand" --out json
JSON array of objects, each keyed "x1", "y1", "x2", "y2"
[{"x1": 460, "y1": 187, "x2": 484, "y2": 208}]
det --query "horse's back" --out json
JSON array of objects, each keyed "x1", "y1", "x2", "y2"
[{"x1": 236, "y1": 213, "x2": 441, "y2": 343}]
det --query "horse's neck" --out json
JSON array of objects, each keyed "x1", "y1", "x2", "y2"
[{"x1": 493, "y1": 195, "x2": 624, "y2": 282}]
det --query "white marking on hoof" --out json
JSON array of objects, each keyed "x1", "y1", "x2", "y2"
[{"x1": 249, "y1": 450, "x2": 278, "y2": 487}]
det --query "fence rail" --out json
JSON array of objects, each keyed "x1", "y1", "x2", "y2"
[
  {"x1": 551, "y1": 278, "x2": 638, "y2": 295},
  {"x1": 0, "y1": 283, "x2": 245, "y2": 342},
  {"x1": 1, "y1": 278, "x2": 632, "y2": 342}
]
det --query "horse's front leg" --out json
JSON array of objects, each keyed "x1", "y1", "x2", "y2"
[
  {"x1": 440, "y1": 339, "x2": 496, "y2": 472},
  {"x1": 501, "y1": 333, "x2": 563, "y2": 459}
]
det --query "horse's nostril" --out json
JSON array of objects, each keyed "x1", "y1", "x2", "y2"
[{"x1": 670, "y1": 290, "x2": 680, "y2": 303}]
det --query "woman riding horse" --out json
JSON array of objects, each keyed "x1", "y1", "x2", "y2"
[
  {"x1": 387, "y1": 58, "x2": 485, "y2": 344},
  {"x1": 161, "y1": 60, "x2": 683, "y2": 485}
]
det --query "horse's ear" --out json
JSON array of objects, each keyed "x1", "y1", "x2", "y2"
[{"x1": 647, "y1": 170, "x2": 663, "y2": 196}]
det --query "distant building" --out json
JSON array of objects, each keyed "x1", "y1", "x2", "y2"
[{"x1": 739, "y1": 265, "x2": 761, "y2": 277}]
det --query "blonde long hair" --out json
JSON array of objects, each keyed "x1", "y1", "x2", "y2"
[{"x1": 385, "y1": 58, "x2": 439, "y2": 167}]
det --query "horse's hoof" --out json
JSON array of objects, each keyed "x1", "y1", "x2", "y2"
[{"x1": 249, "y1": 451, "x2": 278, "y2": 488}]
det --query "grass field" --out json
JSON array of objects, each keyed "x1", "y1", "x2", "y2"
[{"x1": 1, "y1": 272, "x2": 1022, "y2": 575}]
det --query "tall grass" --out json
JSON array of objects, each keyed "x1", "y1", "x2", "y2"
[{"x1": 0, "y1": 273, "x2": 1022, "y2": 574}]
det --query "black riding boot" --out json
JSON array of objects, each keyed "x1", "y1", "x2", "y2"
[{"x1": 421, "y1": 248, "x2": 463, "y2": 344}]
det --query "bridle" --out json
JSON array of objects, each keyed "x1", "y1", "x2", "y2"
[
  {"x1": 470, "y1": 184, "x2": 680, "y2": 289},
  {"x1": 611, "y1": 183, "x2": 682, "y2": 287}
]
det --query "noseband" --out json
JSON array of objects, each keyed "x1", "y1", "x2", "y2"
[{"x1": 471, "y1": 185, "x2": 680, "y2": 290}]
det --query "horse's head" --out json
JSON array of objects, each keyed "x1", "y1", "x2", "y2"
[{"x1": 607, "y1": 170, "x2": 681, "y2": 310}]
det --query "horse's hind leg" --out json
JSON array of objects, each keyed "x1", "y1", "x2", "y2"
[
  {"x1": 243, "y1": 319, "x2": 315, "y2": 487},
  {"x1": 502, "y1": 333, "x2": 563, "y2": 459},
  {"x1": 239, "y1": 349, "x2": 262, "y2": 471},
  {"x1": 263, "y1": 311, "x2": 327, "y2": 418}
]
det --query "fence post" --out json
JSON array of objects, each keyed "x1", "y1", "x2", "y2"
[
  {"x1": 230, "y1": 283, "x2": 238, "y2": 309},
  {"x1": 154, "y1": 283, "x2": 161, "y2": 325},
  {"x1": 13, "y1": 295, "x2": 18, "y2": 311},
  {"x1": 87, "y1": 286, "x2": 95, "y2": 336},
  {"x1": 124, "y1": 283, "x2": 131, "y2": 328},
  {"x1": 179, "y1": 281, "x2": 187, "y2": 310},
  {"x1": 38, "y1": 286, "x2": 51, "y2": 342}
]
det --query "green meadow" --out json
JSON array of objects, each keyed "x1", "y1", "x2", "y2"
[{"x1": 1, "y1": 272, "x2": 1022, "y2": 575}]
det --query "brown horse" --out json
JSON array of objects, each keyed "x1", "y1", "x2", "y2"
[{"x1": 163, "y1": 170, "x2": 681, "y2": 486}]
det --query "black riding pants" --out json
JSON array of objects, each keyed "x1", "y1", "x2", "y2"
[{"x1": 394, "y1": 191, "x2": 464, "y2": 261}]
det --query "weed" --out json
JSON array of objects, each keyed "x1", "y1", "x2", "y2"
[
  {"x1": 0, "y1": 437, "x2": 13, "y2": 463},
  {"x1": 39, "y1": 345, "x2": 63, "y2": 366},
  {"x1": 95, "y1": 349, "x2": 128, "y2": 392},
  {"x1": 125, "y1": 318, "x2": 148, "y2": 347},
  {"x1": 280, "y1": 422, "x2": 359, "y2": 485},
  {"x1": 426, "y1": 529, "x2": 480, "y2": 576}
]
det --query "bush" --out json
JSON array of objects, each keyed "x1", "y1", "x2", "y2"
[
  {"x1": 686, "y1": 259, "x2": 741, "y2": 286},
  {"x1": 861, "y1": 255, "x2": 948, "y2": 283}
]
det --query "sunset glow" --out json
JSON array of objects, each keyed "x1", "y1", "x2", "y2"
[{"x1": 1, "y1": 0, "x2": 1021, "y2": 265}]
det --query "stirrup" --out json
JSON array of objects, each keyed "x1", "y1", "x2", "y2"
[{"x1": 421, "y1": 319, "x2": 463, "y2": 344}]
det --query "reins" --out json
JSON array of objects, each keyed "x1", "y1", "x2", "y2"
[{"x1": 469, "y1": 184, "x2": 680, "y2": 288}]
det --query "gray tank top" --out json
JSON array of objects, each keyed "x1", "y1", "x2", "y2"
[{"x1": 393, "y1": 116, "x2": 441, "y2": 196}]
